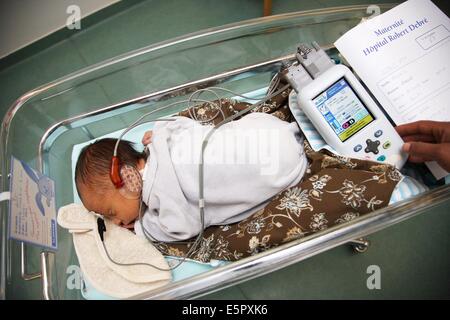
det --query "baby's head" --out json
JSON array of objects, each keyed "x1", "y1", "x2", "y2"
[{"x1": 75, "y1": 138, "x2": 147, "y2": 227}]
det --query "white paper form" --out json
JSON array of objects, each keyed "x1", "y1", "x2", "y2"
[
  {"x1": 335, "y1": 0, "x2": 450, "y2": 179},
  {"x1": 9, "y1": 156, "x2": 57, "y2": 250}
]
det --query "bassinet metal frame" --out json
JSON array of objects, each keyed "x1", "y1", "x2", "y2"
[{"x1": 2, "y1": 3, "x2": 449, "y2": 300}]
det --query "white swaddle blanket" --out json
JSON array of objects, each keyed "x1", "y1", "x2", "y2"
[
  {"x1": 57, "y1": 204, "x2": 171, "y2": 299},
  {"x1": 135, "y1": 112, "x2": 308, "y2": 242}
]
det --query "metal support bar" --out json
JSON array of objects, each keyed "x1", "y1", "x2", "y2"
[
  {"x1": 21, "y1": 242, "x2": 41, "y2": 281},
  {"x1": 20, "y1": 233, "x2": 55, "y2": 300},
  {"x1": 41, "y1": 251, "x2": 55, "y2": 300}
]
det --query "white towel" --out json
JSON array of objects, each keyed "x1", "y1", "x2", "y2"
[
  {"x1": 57, "y1": 203, "x2": 171, "y2": 299},
  {"x1": 136, "y1": 112, "x2": 308, "y2": 242}
]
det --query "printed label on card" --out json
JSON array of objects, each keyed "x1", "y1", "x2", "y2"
[{"x1": 9, "y1": 156, "x2": 57, "y2": 250}]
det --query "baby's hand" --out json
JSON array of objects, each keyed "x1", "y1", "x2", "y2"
[{"x1": 142, "y1": 130, "x2": 153, "y2": 146}]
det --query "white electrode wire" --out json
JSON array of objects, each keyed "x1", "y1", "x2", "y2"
[
  {"x1": 100, "y1": 234, "x2": 173, "y2": 272},
  {"x1": 115, "y1": 85, "x2": 268, "y2": 157},
  {"x1": 113, "y1": 96, "x2": 224, "y2": 156},
  {"x1": 109, "y1": 95, "x2": 227, "y2": 270},
  {"x1": 113, "y1": 100, "x2": 186, "y2": 156},
  {"x1": 186, "y1": 85, "x2": 274, "y2": 123},
  {"x1": 101, "y1": 197, "x2": 204, "y2": 270},
  {"x1": 198, "y1": 84, "x2": 290, "y2": 215},
  {"x1": 187, "y1": 89, "x2": 223, "y2": 123},
  {"x1": 105, "y1": 84, "x2": 290, "y2": 271},
  {"x1": 114, "y1": 83, "x2": 280, "y2": 155},
  {"x1": 173, "y1": 85, "x2": 289, "y2": 270},
  {"x1": 129, "y1": 90, "x2": 227, "y2": 270},
  {"x1": 187, "y1": 97, "x2": 225, "y2": 124},
  {"x1": 267, "y1": 73, "x2": 281, "y2": 96},
  {"x1": 136, "y1": 196, "x2": 204, "y2": 271}
]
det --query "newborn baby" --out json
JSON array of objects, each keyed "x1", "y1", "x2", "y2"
[{"x1": 75, "y1": 112, "x2": 307, "y2": 242}]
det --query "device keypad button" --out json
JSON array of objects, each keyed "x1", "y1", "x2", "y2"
[
  {"x1": 365, "y1": 139, "x2": 380, "y2": 154},
  {"x1": 374, "y1": 130, "x2": 383, "y2": 138},
  {"x1": 354, "y1": 144, "x2": 362, "y2": 152},
  {"x1": 383, "y1": 141, "x2": 391, "y2": 149},
  {"x1": 377, "y1": 155, "x2": 386, "y2": 162}
]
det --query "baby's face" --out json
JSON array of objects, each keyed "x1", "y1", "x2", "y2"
[{"x1": 79, "y1": 184, "x2": 140, "y2": 228}]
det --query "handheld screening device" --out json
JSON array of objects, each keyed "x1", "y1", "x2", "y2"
[{"x1": 284, "y1": 43, "x2": 407, "y2": 169}]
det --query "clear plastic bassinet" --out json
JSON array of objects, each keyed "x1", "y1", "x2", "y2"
[{"x1": 1, "y1": 3, "x2": 450, "y2": 300}]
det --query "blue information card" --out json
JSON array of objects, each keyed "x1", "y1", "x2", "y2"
[{"x1": 8, "y1": 156, "x2": 57, "y2": 251}]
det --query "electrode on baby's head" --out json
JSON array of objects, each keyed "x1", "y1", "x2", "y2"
[{"x1": 118, "y1": 164, "x2": 143, "y2": 199}]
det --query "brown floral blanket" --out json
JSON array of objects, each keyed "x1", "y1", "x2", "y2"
[{"x1": 152, "y1": 85, "x2": 402, "y2": 262}]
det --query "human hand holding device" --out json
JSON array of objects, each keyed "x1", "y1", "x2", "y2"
[{"x1": 396, "y1": 121, "x2": 450, "y2": 171}]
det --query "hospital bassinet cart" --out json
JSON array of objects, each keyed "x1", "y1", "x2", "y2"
[{"x1": 1, "y1": 3, "x2": 449, "y2": 300}]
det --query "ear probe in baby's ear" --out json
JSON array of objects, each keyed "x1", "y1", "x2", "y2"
[{"x1": 110, "y1": 156, "x2": 124, "y2": 188}]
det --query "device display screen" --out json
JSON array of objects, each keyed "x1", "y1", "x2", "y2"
[{"x1": 312, "y1": 78, "x2": 375, "y2": 142}]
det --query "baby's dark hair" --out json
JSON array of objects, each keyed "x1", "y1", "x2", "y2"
[{"x1": 75, "y1": 138, "x2": 146, "y2": 197}]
